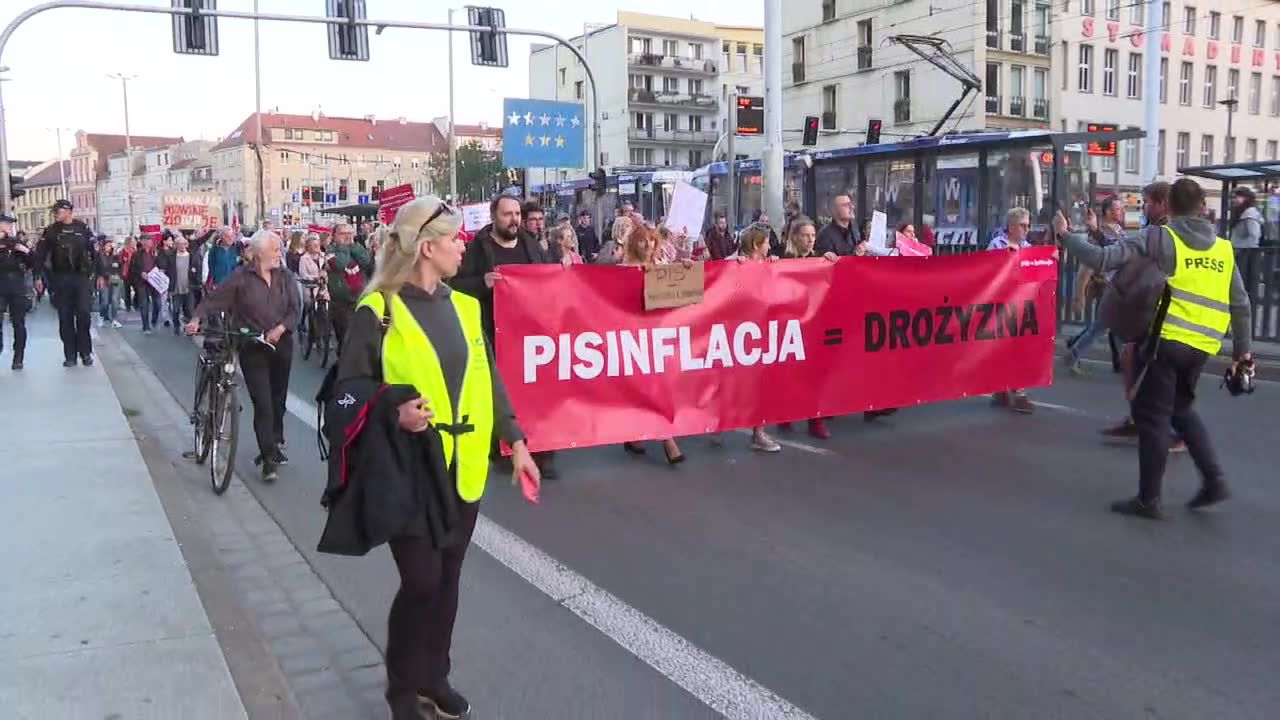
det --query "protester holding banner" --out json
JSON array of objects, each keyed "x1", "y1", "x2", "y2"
[
  {"x1": 733, "y1": 225, "x2": 784, "y2": 453},
  {"x1": 551, "y1": 224, "x2": 584, "y2": 267},
  {"x1": 521, "y1": 201, "x2": 547, "y2": 254},
  {"x1": 988, "y1": 207, "x2": 1036, "y2": 414},
  {"x1": 779, "y1": 215, "x2": 838, "y2": 439},
  {"x1": 327, "y1": 196, "x2": 537, "y2": 720},
  {"x1": 595, "y1": 214, "x2": 631, "y2": 266},
  {"x1": 816, "y1": 195, "x2": 862, "y2": 257},
  {"x1": 704, "y1": 210, "x2": 736, "y2": 260}
]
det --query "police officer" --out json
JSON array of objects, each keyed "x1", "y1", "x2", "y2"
[
  {"x1": 36, "y1": 199, "x2": 99, "y2": 367},
  {"x1": 1054, "y1": 178, "x2": 1254, "y2": 520},
  {"x1": 0, "y1": 213, "x2": 35, "y2": 370}
]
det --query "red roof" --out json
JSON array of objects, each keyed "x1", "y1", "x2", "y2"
[
  {"x1": 170, "y1": 158, "x2": 196, "y2": 170},
  {"x1": 454, "y1": 124, "x2": 503, "y2": 139},
  {"x1": 211, "y1": 112, "x2": 449, "y2": 154},
  {"x1": 77, "y1": 133, "x2": 184, "y2": 178},
  {"x1": 24, "y1": 160, "x2": 71, "y2": 188}
]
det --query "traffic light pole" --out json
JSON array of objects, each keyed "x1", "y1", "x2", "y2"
[
  {"x1": 726, "y1": 92, "x2": 737, "y2": 228},
  {"x1": 0, "y1": 0, "x2": 605, "y2": 213}
]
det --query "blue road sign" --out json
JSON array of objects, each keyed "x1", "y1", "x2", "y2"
[
  {"x1": 292, "y1": 192, "x2": 300, "y2": 203},
  {"x1": 358, "y1": 194, "x2": 369, "y2": 204},
  {"x1": 325, "y1": 193, "x2": 337, "y2": 204},
  {"x1": 502, "y1": 98, "x2": 585, "y2": 170}
]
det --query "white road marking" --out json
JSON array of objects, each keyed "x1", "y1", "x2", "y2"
[
  {"x1": 1030, "y1": 400, "x2": 1089, "y2": 416},
  {"x1": 287, "y1": 392, "x2": 818, "y2": 720}
]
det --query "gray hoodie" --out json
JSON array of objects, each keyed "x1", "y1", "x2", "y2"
[
  {"x1": 1229, "y1": 206, "x2": 1264, "y2": 249},
  {"x1": 1062, "y1": 216, "x2": 1252, "y2": 359}
]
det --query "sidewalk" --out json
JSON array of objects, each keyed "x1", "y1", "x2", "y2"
[{"x1": 0, "y1": 310, "x2": 246, "y2": 719}]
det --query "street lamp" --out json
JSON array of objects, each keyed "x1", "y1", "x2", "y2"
[
  {"x1": 1217, "y1": 96, "x2": 1238, "y2": 163},
  {"x1": 107, "y1": 73, "x2": 138, "y2": 237}
]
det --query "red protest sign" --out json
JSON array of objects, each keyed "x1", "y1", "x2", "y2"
[
  {"x1": 494, "y1": 248, "x2": 1058, "y2": 452},
  {"x1": 378, "y1": 184, "x2": 415, "y2": 225}
]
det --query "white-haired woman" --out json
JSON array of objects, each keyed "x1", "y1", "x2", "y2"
[
  {"x1": 987, "y1": 207, "x2": 1035, "y2": 414},
  {"x1": 332, "y1": 196, "x2": 539, "y2": 720},
  {"x1": 185, "y1": 230, "x2": 299, "y2": 480},
  {"x1": 594, "y1": 214, "x2": 632, "y2": 265}
]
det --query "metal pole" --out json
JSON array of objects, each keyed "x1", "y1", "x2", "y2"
[
  {"x1": 253, "y1": 0, "x2": 264, "y2": 225},
  {"x1": 0, "y1": 68, "x2": 10, "y2": 214},
  {"x1": 727, "y1": 92, "x2": 737, "y2": 227},
  {"x1": 55, "y1": 127, "x2": 67, "y2": 198},
  {"x1": 109, "y1": 73, "x2": 136, "y2": 237},
  {"x1": 0, "y1": 1, "x2": 607, "y2": 214},
  {"x1": 1225, "y1": 100, "x2": 1235, "y2": 162},
  {"x1": 761, "y1": 0, "x2": 784, "y2": 231},
  {"x1": 1141, "y1": 0, "x2": 1161, "y2": 180},
  {"x1": 447, "y1": 8, "x2": 457, "y2": 200}
]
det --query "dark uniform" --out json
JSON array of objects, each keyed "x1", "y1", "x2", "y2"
[
  {"x1": 0, "y1": 214, "x2": 35, "y2": 370},
  {"x1": 38, "y1": 205, "x2": 98, "y2": 366}
]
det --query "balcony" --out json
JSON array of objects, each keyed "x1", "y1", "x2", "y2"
[
  {"x1": 857, "y1": 46, "x2": 872, "y2": 70},
  {"x1": 627, "y1": 87, "x2": 717, "y2": 109},
  {"x1": 1009, "y1": 95, "x2": 1026, "y2": 117},
  {"x1": 893, "y1": 98, "x2": 911, "y2": 124},
  {"x1": 628, "y1": 52, "x2": 663, "y2": 67},
  {"x1": 1034, "y1": 34, "x2": 1049, "y2": 55},
  {"x1": 986, "y1": 28, "x2": 1001, "y2": 49},
  {"x1": 1032, "y1": 97, "x2": 1050, "y2": 119},
  {"x1": 1010, "y1": 33, "x2": 1025, "y2": 53},
  {"x1": 792, "y1": 62, "x2": 806, "y2": 83},
  {"x1": 628, "y1": 127, "x2": 718, "y2": 144},
  {"x1": 821, "y1": 111, "x2": 837, "y2": 130},
  {"x1": 986, "y1": 94, "x2": 1001, "y2": 114}
]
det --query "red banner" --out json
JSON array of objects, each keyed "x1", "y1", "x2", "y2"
[
  {"x1": 494, "y1": 247, "x2": 1059, "y2": 452},
  {"x1": 378, "y1": 183, "x2": 415, "y2": 225}
]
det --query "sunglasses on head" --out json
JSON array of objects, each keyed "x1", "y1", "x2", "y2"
[{"x1": 419, "y1": 199, "x2": 456, "y2": 237}]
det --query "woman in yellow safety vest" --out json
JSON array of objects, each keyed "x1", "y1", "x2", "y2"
[{"x1": 336, "y1": 195, "x2": 540, "y2": 720}]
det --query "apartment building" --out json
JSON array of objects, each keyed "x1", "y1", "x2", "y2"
[
  {"x1": 208, "y1": 112, "x2": 448, "y2": 226},
  {"x1": 11, "y1": 160, "x2": 69, "y2": 233},
  {"x1": 529, "y1": 11, "x2": 731, "y2": 184},
  {"x1": 96, "y1": 141, "x2": 214, "y2": 236},
  {"x1": 67, "y1": 131, "x2": 184, "y2": 228},
  {"x1": 431, "y1": 119, "x2": 504, "y2": 153},
  {"x1": 1057, "y1": 0, "x2": 1280, "y2": 201}
]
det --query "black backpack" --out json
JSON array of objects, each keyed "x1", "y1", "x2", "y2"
[
  {"x1": 1099, "y1": 226, "x2": 1169, "y2": 344},
  {"x1": 315, "y1": 295, "x2": 391, "y2": 462}
]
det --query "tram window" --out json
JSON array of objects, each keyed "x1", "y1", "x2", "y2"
[
  {"x1": 987, "y1": 145, "x2": 1055, "y2": 243},
  {"x1": 737, "y1": 172, "x2": 763, "y2": 228},
  {"x1": 866, "y1": 159, "x2": 915, "y2": 231},
  {"x1": 923, "y1": 153, "x2": 980, "y2": 249},
  {"x1": 815, "y1": 162, "x2": 857, "y2": 226}
]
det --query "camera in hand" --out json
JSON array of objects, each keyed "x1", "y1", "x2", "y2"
[{"x1": 1221, "y1": 360, "x2": 1257, "y2": 397}]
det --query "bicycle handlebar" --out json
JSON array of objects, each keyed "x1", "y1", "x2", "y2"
[{"x1": 193, "y1": 326, "x2": 276, "y2": 352}]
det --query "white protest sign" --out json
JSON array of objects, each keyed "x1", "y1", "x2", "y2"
[
  {"x1": 144, "y1": 266, "x2": 170, "y2": 295},
  {"x1": 461, "y1": 203, "x2": 489, "y2": 232},
  {"x1": 665, "y1": 181, "x2": 708, "y2": 240},
  {"x1": 868, "y1": 211, "x2": 888, "y2": 252}
]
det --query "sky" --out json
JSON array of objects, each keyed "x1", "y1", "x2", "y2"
[{"x1": 1, "y1": 0, "x2": 764, "y2": 162}]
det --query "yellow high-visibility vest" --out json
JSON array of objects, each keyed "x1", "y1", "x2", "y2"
[
  {"x1": 1159, "y1": 226, "x2": 1235, "y2": 355},
  {"x1": 358, "y1": 289, "x2": 494, "y2": 502}
]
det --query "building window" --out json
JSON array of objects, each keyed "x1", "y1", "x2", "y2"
[
  {"x1": 1159, "y1": 57, "x2": 1168, "y2": 103},
  {"x1": 1062, "y1": 41, "x2": 1070, "y2": 89},
  {"x1": 1271, "y1": 76, "x2": 1280, "y2": 115},
  {"x1": 663, "y1": 148, "x2": 679, "y2": 166},
  {"x1": 663, "y1": 76, "x2": 679, "y2": 93},
  {"x1": 688, "y1": 115, "x2": 703, "y2": 131},
  {"x1": 1227, "y1": 68, "x2": 1239, "y2": 101},
  {"x1": 753, "y1": 44, "x2": 764, "y2": 73},
  {"x1": 575, "y1": 81, "x2": 584, "y2": 99},
  {"x1": 1106, "y1": 0, "x2": 1119, "y2": 21},
  {"x1": 1078, "y1": 44, "x2": 1093, "y2": 92},
  {"x1": 1256, "y1": 20, "x2": 1267, "y2": 47},
  {"x1": 1124, "y1": 138, "x2": 1139, "y2": 173},
  {"x1": 689, "y1": 150, "x2": 703, "y2": 167},
  {"x1": 358, "y1": 179, "x2": 367, "y2": 193},
  {"x1": 1245, "y1": 138, "x2": 1258, "y2": 162},
  {"x1": 822, "y1": 84, "x2": 838, "y2": 128},
  {"x1": 1176, "y1": 132, "x2": 1190, "y2": 168},
  {"x1": 1129, "y1": 1, "x2": 1144, "y2": 25},
  {"x1": 559, "y1": 68, "x2": 566, "y2": 85},
  {"x1": 633, "y1": 112, "x2": 648, "y2": 130},
  {"x1": 1033, "y1": 67, "x2": 1048, "y2": 118},
  {"x1": 284, "y1": 128, "x2": 294, "y2": 140},
  {"x1": 1224, "y1": 137, "x2": 1235, "y2": 162},
  {"x1": 663, "y1": 39, "x2": 678, "y2": 56},
  {"x1": 1267, "y1": 140, "x2": 1278, "y2": 160},
  {"x1": 1231, "y1": 16, "x2": 1243, "y2": 44},
  {"x1": 280, "y1": 178, "x2": 289, "y2": 191},
  {"x1": 1035, "y1": 5, "x2": 1050, "y2": 53},
  {"x1": 987, "y1": 0, "x2": 1001, "y2": 48},
  {"x1": 1102, "y1": 48, "x2": 1118, "y2": 95},
  {"x1": 822, "y1": 0, "x2": 836, "y2": 22},
  {"x1": 1208, "y1": 11, "x2": 1221, "y2": 39},
  {"x1": 1081, "y1": 0, "x2": 1094, "y2": 15},
  {"x1": 894, "y1": 71, "x2": 911, "y2": 123},
  {"x1": 664, "y1": 113, "x2": 678, "y2": 132},
  {"x1": 858, "y1": 20, "x2": 874, "y2": 69},
  {"x1": 279, "y1": 151, "x2": 288, "y2": 164},
  {"x1": 1126, "y1": 53, "x2": 1141, "y2": 98},
  {"x1": 690, "y1": 43, "x2": 703, "y2": 60},
  {"x1": 1010, "y1": 65, "x2": 1026, "y2": 116},
  {"x1": 689, "y1": 78, "x2": 704, "y2": 95},
  {"x1": 737, "y1": 43, "x2": 748, "y2": 72},
  {"x1": 1161, "y1": 2, "x2": 1170, "y2": 30},
  {"x1": 1248, "y1": 72, "x2": 1261, "y2": 113},
  {"x1": 1179, "y1": 61, "x2": 1193, "y2": 104},
  {"x1": 722, "y1": 41, "x2": 730, "y2": 69},
  {"x1": 1158, "y1": 129, "x2": 1166, "y2": 174},
  {"x1": 1183, "y1": 6, "x2": 1196, "y2": 35},
  {"x1": 1202, "y1": 65, "x2": 1216, "y2": 107},
  {"x1": 792, "y1": 37, "x2": 806, "y2": 82},
  {"x1": 630, "y1": 36, "x2": 652, "y2": 54},
  {"x1": 1011, "y1": 0, "x2": 1026, "y2": 51},
  {"x1": 1200, "y1": 134, "x2": 1214, "y2": 165}
]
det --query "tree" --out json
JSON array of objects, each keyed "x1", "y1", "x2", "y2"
[{"x1": 428, "y1": 141, "x2": 506, "y2": 204}]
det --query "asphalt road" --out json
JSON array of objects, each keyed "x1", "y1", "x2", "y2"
[{"x1": 114, "y1": 315, "x2": 1280, "y2": 720}]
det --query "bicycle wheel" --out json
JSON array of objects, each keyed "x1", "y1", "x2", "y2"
[
  {"x1": 191, "y1": 363, "x2": 213, "y2": 465},
  {"x1": 209, "y1": 385, "x2": 240, "y2": 495}
]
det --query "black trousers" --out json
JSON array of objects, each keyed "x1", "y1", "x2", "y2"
[
  {"x1": 170, "y1": 292, "x2": 193, "y2": 331},
  {"x1": 238, "y1": 334, "x2": 293, "y2": 460},
  {"x1": 50, "y1": 274, "x2": 93, "y2": 361},
  {"x1": 385, "y1": 501, "x2": 480, "y2": 697},
  {"x1": 0, "y1": 289, "x2": 31, "y2": 355},
  {"x1": 1131, "y1": 340, "x2": 1224, "y2": 502},
  {"x1": 330, "y1": 300, "x2": 355, "y2": 354}
]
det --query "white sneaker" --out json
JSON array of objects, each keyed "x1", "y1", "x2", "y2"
[
  {"x1": 112, "y1": 320, "x2": 123, "y2": 329},
  {"x1": 751, "y1": 432, "x2": 782, "y2": 453},
  {"x1": 96, "y1": 318, "x2": 104, "y2": 328}
]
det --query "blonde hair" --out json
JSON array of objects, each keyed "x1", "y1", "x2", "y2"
[
  {"x1": 288, "y1": 230, "x2": 305, "y2": 253},
  {"x1": 365, "y1": 196, "x2": 462, "y2": 297},
  {"x1": 555, "y1": 223, "x2": 577, "y2": 250},
  {"x1": 611, "y1": 215, "x2": 634, "y2": 243},
  {"x1": 785, "y1": 215, "x2": 817, "y2": 257}
]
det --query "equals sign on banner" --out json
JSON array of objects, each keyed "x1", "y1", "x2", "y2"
[{"x1": 823, "y1": 328, "x2": 844, "y2": 347}]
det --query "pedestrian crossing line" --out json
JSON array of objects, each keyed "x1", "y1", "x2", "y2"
[{"x1": 284, "y1": 390, "x2": 818, "y2": 720}]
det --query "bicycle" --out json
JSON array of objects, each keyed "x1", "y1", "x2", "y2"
[
  {"x1": 189, "y1": 320, "x2": 275, "y2": 495},
  {"x1": 299, "y1": 278, "x2": 333, "y2": 368}
]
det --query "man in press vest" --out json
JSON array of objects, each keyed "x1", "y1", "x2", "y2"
[{"x1": 1053, "y1": 178, "x2": 1253, "y2": 520}]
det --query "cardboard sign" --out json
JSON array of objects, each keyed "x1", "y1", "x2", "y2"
[
  {"x1": 378, "y1": 184, "x2": 415, "y2": 225},
  {"x1": 144, "y1": 266, "x2": 169, "y2": 295},
  {"x1": 162, "y1": 194, "x2": 221, "y2": 232},
  {"x1": 643, "y1": 262, "x2": 704, "y2": 311},
  {"x1": 461, "y1": 202, "x2": 489, "y2": 232}
]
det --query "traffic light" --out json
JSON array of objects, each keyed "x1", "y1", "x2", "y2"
[
  {"x1": 370, "y1": 185, "x2": 381, "y2": 201},
  {"x1": 171, "y1": 0, "x2": 219, "y2": 56},
  {"x1": 326, "y1": 0, "x2": 370, "y2": 61},
  {"x1": 301, "y1": 187, "x2": 312, "y2": 205},
  {"x1": 590, "y1": 168, "x2": 607, "y2": 194},
  {"x1": 802, "y1": 116, "x2": 820, "y2": 146},
  {"x1": 866, "y1": 118, "x2": 883, "y2": 145},
  {"x1": 468, "y1": 7, "x2": 509, "y2": 68},
  {"x1": 339, "y1": 184, "x2": 348, "y2": 201},
  {"x1": 9, "y1": 173, "x2": 24, "y2": 201}
]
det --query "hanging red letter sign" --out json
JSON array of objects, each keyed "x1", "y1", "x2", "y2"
[{"x1": 493, "y1": 248, "x2": 1060, "y2": 452}]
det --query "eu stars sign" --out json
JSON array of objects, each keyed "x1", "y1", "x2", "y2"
[{"x1": 502, "y1": 98, "x2": 585, "y2": 170}]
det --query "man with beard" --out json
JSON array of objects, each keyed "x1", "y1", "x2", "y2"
[{"x1": 453, "y1": 194, "x2": 557, "y2": 477}]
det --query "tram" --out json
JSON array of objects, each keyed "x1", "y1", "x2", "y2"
[{"x1": 531, "y1": 168, "x2": 695, "y2": 222}]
